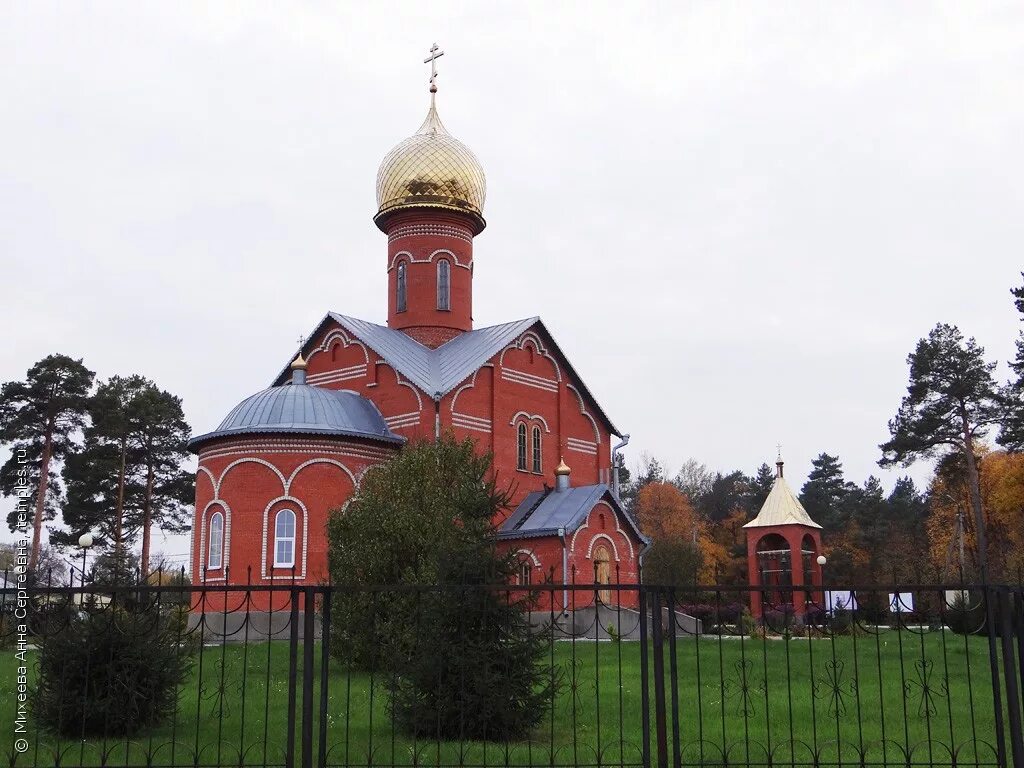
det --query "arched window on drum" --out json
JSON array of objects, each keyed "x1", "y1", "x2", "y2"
[
  {"x1": 208, "y1": 511, "x2": 224, "y2": 570},
  {"x1": 274, "y1": 509, "x2": 297, "y2": 568},
  {"x1": 436, "y1": 259, "x2": 450, "y2": 310},
  {"x1": 396, "y1": 261, "x2": 408, "y2": 313}
]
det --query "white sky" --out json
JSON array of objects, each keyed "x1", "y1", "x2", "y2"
[{"x1": 2, "y1": 3, "x2": 1022, "y2": 563}]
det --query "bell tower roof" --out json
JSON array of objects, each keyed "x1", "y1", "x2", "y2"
[{"x1": 744, "y1": 456, "x2": 822, "y2": 529}]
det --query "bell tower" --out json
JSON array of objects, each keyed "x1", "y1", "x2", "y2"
[{"x1": 373, "y1": 44, "x2": 487, "y2": 348}]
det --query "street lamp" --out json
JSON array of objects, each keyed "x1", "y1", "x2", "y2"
[
  {"x1": 78, "y1": 533, "x2": 93, "y2": 590},
  {"x1": 816, "y1": 555, "x2": 827, "y2": 567}
]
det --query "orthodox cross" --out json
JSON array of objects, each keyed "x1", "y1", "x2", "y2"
[
  {"x1": 424, "y1": 43, "x2": 444, "y2": 94},
  {"x1": 296, "y1": 334, "x2": 306, "y2": 348}
]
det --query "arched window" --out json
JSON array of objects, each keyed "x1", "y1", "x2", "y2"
[
  {"x1": 516, "y1": 423, "x2": 528, "y2": 471},
  {"x1": 519, "y1": 560, "x2": 532, "y2": 586},
  {"x1": 436, "y1": 259, "x2": 450, "y2": 310},
  {"x1": 275, "y1": 509, "x2": 296, "y2": 568},
  {"x1": 208, "y1": 511, "x2": 223, "y2": 569},
  {"x1": 396, "y1": 262, "x2": 407, "y2": 313},
  {"x1": 531, "y1": 425, "x2": 542, "y2": 473}
]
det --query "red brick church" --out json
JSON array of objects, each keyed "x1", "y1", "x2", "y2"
[{"x1": 188, "y1": 55, "x2": 648, "y2": 610}]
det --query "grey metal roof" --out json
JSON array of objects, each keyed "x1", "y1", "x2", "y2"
[
  {"x1": 330, "y1": 314, "x2": 540, "y2": 397},
  {"x1": 188, "y1": 383, "x2": 403, "y2": 451},
  {"x1": 273, "y1": 314, "x2": 621, "y2": 435},
  {"x1": 497, "y1": 484, "x2": 649, "y2": 543}
]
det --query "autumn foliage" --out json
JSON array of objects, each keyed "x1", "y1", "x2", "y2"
[
  {"x1": 634, "y1": 482, "x2": 728, "y2": 583},
  {"x1": 927, "y1": 449, "x2": 1024, "y2": 580}
]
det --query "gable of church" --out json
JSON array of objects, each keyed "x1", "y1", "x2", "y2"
[{"x1": 275, "y1": 314, "x2": 619, "y2": 440}]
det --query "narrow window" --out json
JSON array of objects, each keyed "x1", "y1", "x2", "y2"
[
  {"x1": 519, "y1": 560, "x2": 532, "y2": 586},
  {"x1": 517, "y1": 423, "x2": 527, "y2": 471},
  {"x1": 532, "y1": 425, "x2": 542, "y2": 473},
  {"x1": 437, "y1": 259, "x2": 450, "y2": 310},
  {"x1": 208, "y1": 511, "x2": 223, "y2": 569},
  {"x1": 275, "y1": 509, "x2": 296, "y2": 568},
  {"x1": 396, "y1": 262, "x2": 407, "y2": 313}
]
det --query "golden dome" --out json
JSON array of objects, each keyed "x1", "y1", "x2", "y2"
[
  {"x1": 374, "y1": 102, "x2": 486, "y2": 233},
  {"x1": 555, "y1": 458, "x2": 571, "y2": 476}
]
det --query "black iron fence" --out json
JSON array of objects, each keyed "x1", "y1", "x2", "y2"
[{"x1": 1, "y1": 576, "x2": 1023, "y2": 767}]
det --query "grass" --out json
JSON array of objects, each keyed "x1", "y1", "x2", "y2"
[{"x1": 0, "y1": 630, "x2": 1008, "y2": 767}]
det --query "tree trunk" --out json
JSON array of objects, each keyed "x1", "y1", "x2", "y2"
[
  {"x1": 114, "y1": 435, "x2": 127, "y2": 577},
  {"x1": 140, "y1": 463, "x2": 154, "y2": 578},
  {"x1": 959, "y1": 404, "x2": 989, "y2": 582},
  {"x1": 28, "y1": 417, "x2": 54, "y2": 572}
]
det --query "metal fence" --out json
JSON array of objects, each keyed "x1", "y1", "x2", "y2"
[{"x1": 2, "y1": 575, "x2": 1022, "y2": 768}]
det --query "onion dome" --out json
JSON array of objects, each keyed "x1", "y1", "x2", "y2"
[
  {"x1": 374, "y1": 102, "x2": 487, "y2": 234},
  {"x1": 188, "y1": 373, "x2": 403, "y2": 451}
]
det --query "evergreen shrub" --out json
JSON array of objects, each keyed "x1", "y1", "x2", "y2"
[
  {"x1": 33, "y1": 602, "x2": 194, "y2": 736},
  {"x1": 327, "y1": 435, "x2": 557, "y2": 740}
]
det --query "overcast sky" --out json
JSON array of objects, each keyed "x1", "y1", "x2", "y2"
[{"x1": 2, "y1": 3, "x2": 1022, "y2": 561}]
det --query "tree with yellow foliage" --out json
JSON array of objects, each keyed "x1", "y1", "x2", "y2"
[
  {"x1": 634, "y1": 481, "x2": 729, "y2": 583},
  {"x1": 927, "y1": 449, "x2": 1024, "y2": 580}
]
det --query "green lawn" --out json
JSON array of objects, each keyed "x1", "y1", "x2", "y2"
[{"x1": 0, "y1": 631, "x2": 1008, "y2": 767}]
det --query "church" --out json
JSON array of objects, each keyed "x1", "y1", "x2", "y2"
[{"x1": 187, "y1": 49, "x2": 648, "y2": 611}]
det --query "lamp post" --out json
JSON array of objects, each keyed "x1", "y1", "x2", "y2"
[
  {"x1": 815, "y1": 555, "x2": 827, "y2": 614},
  {"x1": 78, "y1": 533, "x2": 93, "y2": 591}
]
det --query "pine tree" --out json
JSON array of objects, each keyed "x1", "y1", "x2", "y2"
[
  {"x1": 126, "y1": 385, "x2": 192, "y2": 575},
  {"x1": 620, "y1": 453, "x2": 666, "y2": 518},
  {"x1": 60, "y1": 376, "x2": 192, "y2": 575},
  {"x1": 700, "y1": 470, "x2": 748, "y2": 522},
  {"x1": 799, "y1": 453, "x2": 848, "y2": 528},
  {"x1": 879, "y1": 323, "x2": 1003, "y2": 579},
  {"x1": 61, "y1": 376, "x2": 148, "y2": 558},
  {"x1": 0, "y1": 354, "x2": 94, "y2": 570},
  {"x1": 998, "y1": 273, "x2": 1024, "y2": 450},
  {"x1": 747, "y1": 463, "x2": 776, "y2": 512}
]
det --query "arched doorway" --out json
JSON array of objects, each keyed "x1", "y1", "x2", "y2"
[
  {"x1": 756, "y1": 533, "x2": 792, "y2": 611},
  {"x1": 592, "y1": 543, "x2": 612, "y2": 604}
]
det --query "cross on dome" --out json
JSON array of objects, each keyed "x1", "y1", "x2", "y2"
[{"x1": 424, "y1": 43, "x2": 444, "y2": 96}]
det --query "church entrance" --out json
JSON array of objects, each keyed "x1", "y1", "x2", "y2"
[{"x1": 592, "y1": 543, "x2": 612, "y2": 604}]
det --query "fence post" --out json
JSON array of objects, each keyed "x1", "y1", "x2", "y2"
[
  {"x1": 998, "y1": 589, "x2": 1024, "y2": 768},
  {"x1": 666, "y1": 588, "x2": 681, "y2": 768},
  {"x1": 639, "y1": 587, "x2": 651, "y2": 768},
  {"x1": 983, "y1": 585, "x2": 1008, "y2": 768},
  {"x1": 319, "y1": 585, "x2": 332, "y2": 768},
  {"x1": 1016, "y1": 589, "x2": 1024, "y2": 725},
  {"x1": 651, "y1": 588, "x2": 669, "y2": 768},
  {"x1": 302, "y1": 586, "x2": 316, "y2": 768},
  {"x1": 286, "y1": 587, "x2": 300, "y2": 768}
]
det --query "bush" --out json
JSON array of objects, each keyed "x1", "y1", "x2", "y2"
[
  {"x1": 642, "y1": 538, "x2": 701, "y2": 587},
  {"x1": 33, "y1": 604, "x2": 194, "y2": 736},
  {"x1": 828, "y1": 608, "x2": 854, "y2": 635}
]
